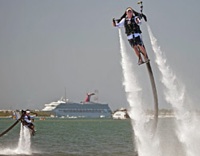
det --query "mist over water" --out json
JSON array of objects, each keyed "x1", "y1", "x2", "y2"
[
  {"x1": 147, "y1": 24, "x2": 200, "y2": 156},
  {"x1": 118, "y1": 29, "x2": 160, "y2": 156}
]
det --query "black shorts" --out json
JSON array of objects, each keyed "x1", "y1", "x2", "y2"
[{"x1": 128, "y1": 36, "x2": 143, "y2": 47}]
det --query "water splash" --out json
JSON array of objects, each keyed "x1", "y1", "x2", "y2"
[
  {"x1": 118, "y1": 29, "x2": 160, "y2": 156},
  {"x1": 147, "y1": 24, "x2": 200, "y2": 156},
  {"x1": 0, "y1": 124, "x2": 32, "y2": 155},
  {"x1": 16, "y1": 123, "x2": 32, "y2": 154}
]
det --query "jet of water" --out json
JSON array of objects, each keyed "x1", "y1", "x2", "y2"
[
  {"x1": 118, "y1": 29, "x2": 160, "y2": 156},
  {"x1": 147, "y1": 24, "x2": 200, "y2": 156},
  {"x1": 16, "y1": 123, "x2": 32, "y2": 154},
  {"x1": 0, "y1": 123, "x2": 32, "y2": 155}
]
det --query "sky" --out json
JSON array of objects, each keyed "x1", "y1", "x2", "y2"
[{"x1": 0, "y1": 0, "x2": 199, "y2": 111}]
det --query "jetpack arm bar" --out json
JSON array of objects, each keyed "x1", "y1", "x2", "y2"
[
  {"x1": 112, "y1": 1, "x2": 147, "y2": 26},
  {"x1": 137, "y1": 1, "x2": 143, "y2": 14},
  {"x1": 137, "y1": 1, "x2": 147, "y2": 22}
]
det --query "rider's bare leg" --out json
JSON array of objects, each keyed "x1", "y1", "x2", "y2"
[
  {"x1": 133, "y1": 46, "x2": 143, "y2": 63},
  {"x1": 137, "y1": 45, "x2": 149, "y2": 61}
]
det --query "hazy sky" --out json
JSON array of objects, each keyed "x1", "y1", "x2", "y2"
[{"x1": 0, "y1": 0, "x2": 199, "y2": 110}]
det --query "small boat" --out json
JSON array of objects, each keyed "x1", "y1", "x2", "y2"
[{"x1": 112, "y1": 108, "x2": 129, "y2": 120}]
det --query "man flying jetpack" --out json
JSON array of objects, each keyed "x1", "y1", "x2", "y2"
[
  {"x1": 112, "y1": 1, "x2": 159, "y2": 135},
  {"x1": 112, "y1": 1, "x2": 149, "y2": 65},
  {"x1": 0, "y1": 110, "x2": 37, "y2": 138},
  {"x1": 21, "y1": 110, "x2": 37, "y2": 136}
]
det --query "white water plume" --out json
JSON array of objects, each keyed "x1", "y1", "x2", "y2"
[
  {"x1": 118, "y1": 29, "x2": 160, "y2": 156},
  {"x1": 17, "y1": 123, "x2": 32, "y2": 154},
  {"x1": 0, "y1": 124, "x2": 32, "y2": 155},
  {"x1": 147, "y1": 24, "x2": 200, "y2": 156}
]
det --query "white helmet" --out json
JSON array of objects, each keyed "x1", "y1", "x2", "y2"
[{"x1": 26, "y1": 110, "x2": 30, "y2": 114}]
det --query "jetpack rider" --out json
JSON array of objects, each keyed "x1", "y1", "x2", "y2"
[
  {"x1": 22, "y1": 110, "x2": 36, "y2": 135},
  {"x1": 113, "y1": 7, "x2": 149, "y2": 65}
]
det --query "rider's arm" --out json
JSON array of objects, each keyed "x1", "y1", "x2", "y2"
[
  {"x1": 24, "y1": 115, "x2": 32, "y2": 123},
  {"x1": 115, "y1": 18, "x2": 125, "y2": 28},
  {"x1": 30, "y1": 116, "x2": 34, "y2": 119}
]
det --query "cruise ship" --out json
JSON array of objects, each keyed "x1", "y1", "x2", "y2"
[{"x1": 42, "y1": 93, "x2": 112, "y2": 118}]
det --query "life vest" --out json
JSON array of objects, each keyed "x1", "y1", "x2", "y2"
[{"x1": 124, "y1": 16, "x2": 142, "y2": 36}]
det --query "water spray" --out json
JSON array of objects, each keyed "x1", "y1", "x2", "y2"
[
  {"x1": 118, "y1": 28, "x2": 160, "y2": 156},
  {"x1": 147, "y1": 24, "x2": 200, "y2": 156}
]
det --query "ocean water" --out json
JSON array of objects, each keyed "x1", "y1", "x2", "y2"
[
  {"x1": 0, "y1": 118, "x2": 137, "y2": 156},
  {"x1": 0, "y1": 117, "x2": 191, "y2": 156}
]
